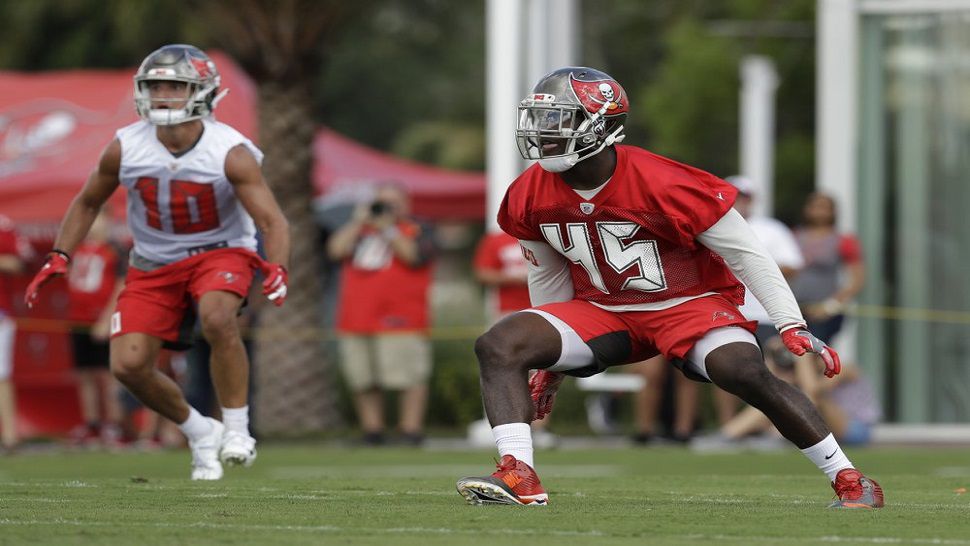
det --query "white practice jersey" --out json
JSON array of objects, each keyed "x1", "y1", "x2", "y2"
[{"x1": 116, "y1": 118, "x2": 260, "y2": 265}]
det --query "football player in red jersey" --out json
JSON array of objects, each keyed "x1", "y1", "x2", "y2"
[
  {"x1": 456, "y1": 67, "x2": 882, "y2": 509},
  {"x1": 23, "y1": 45, "x2": 289, "y2": 480}
]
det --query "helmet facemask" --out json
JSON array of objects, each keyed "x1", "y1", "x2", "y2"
[
  {"x1": 515, "y1": 68, "x2": 628, "y2": 173},
  {"x1": 133, "y1": 45, "x2": 227, "y2": 126}
]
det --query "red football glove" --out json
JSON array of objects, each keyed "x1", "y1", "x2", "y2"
[
  {"x1": 261, "y1": 263, "x2": 288, "y2": 306},
  {"x1": 781, "y1": 326, "x2": 842, "y2": 378},
  {"x1": 24, "y1": 251, "x2": 70, "y2": 309},
  {"x1": 529, "y1": 369, "x2": 565, "y2": 421}
]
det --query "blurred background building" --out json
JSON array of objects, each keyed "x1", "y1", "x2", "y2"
[{"x1": 818, "y1": 0, "x2": 970, "y2": 424}]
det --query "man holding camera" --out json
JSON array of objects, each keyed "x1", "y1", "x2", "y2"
[{"x1": 327, "y1": 183, "x2": 435, "y2": 446}]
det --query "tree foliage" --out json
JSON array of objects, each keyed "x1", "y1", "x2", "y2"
[
  {"x1": 0, "y1": 0, "x2": 203, "y2": 69},
  {"x1": 587, "y1": 0, "x2": 817, "y2": 222},
  {"x1": 314, "y1": 0, "x2": 485, "y2": 167}
]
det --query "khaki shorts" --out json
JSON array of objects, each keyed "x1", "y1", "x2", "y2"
[{"x1": 338, "y1": 333, "x2": 432, "y2": 391}]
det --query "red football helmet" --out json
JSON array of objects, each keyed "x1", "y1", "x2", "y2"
[
  {"x1": 516, "y1": 67, "x2": 628, "y2": 172},
  {"x1": 133, "y1": 44, "x2": 226, "y2": 126}
]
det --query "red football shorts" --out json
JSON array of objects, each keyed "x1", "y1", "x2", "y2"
[
  {"x1": 111, "y1": 248, "x2": 259, "y2": 344},
  {"x1": 535, "y1": 294, "x2": 757, "y2": 366}
]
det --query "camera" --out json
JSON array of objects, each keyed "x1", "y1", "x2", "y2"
[{"x1": 370, "y1": 201, "x2": 389, "y2": 215}]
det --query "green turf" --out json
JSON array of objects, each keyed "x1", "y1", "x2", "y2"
[{"x1": 0, "y1": 444, "x2": 968, "y2": 545}]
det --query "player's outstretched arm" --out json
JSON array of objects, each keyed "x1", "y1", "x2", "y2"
[
  {"x1": 696, "y1": 208, "x2": 840, "y2": 377},
  {"x1": 226, "y1": 144, "x2": 291, "y2": 306},
  {"x1": 25, "y1": 140, "x2": 121, "y2": 308},
  {"x1": 56, "y1": 139, "x2": 122, "y2": 256}
]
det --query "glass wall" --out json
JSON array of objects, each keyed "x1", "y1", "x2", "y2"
[{"x1": 858, "y1": 11, "x2": 970, "y2": 422}]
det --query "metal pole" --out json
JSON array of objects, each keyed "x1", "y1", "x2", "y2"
[
  {"x1": 816, "y1": 0, "x2": 859, "y2": 230},
  {"x1": 485, "y1": 0, "x2": 524, "y2": 233},
  {"x1": 739, "y1": 55, "x2": 779, "y2": 217}
]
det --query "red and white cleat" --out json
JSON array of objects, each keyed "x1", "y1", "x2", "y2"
[
  {"x1": 457, "y1": 455, "x2": 549, "y2": 506},
  {"x1": 830, "y1": 468, "x2": 884, "y2": 509}
]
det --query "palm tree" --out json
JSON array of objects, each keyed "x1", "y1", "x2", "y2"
[{"x1": 200, "y1": 0, "x2": 364, "y2": 434}]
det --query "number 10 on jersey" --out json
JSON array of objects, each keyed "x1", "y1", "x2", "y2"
[{"x1": 134, "y1": 177, "x2": 221, "y2": 234}]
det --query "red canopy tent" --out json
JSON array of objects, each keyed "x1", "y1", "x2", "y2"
[
  {"x1": 0, "y1": 55, "x2": 485, "y2": 226},
  {"x1": 312, "y1": 127, "x2": 485, "y2": 221}
]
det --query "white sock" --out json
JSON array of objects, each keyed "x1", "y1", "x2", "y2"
[
  {"x1": 492, "y1": 423, "x2": 534, "y2": 468},
  {"x1": 221, "y1": 405, "x2": 250, "y2": 435},
  {"x1": 178, "y1": 407, "x2": 213, "y2": 443},
  {"x1": 800, "y1": 433, "x2": 853, "y2": 481}
]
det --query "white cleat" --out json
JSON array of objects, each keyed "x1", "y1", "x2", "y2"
[
  {"x1": 220, "y1": 430, "x2": 257, "y2": 468},
  {"x1": 190, "y1": 418, "x2": 225, "y2": 481}
]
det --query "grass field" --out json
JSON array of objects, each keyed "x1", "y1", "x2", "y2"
[{"x1": 1, "y1": 443, "x2": 968, "y2": 545}]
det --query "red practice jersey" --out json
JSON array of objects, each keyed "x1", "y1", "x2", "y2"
[
  {"x1": 67, "y1": 242, "x2": 125, "y2": 323},
  {"x1": 498, "y1": 145, "x2": 744, "y2": 310},
  {"x1": 336, "y1": 220, "x2": 432, "y2": 333},
  {"x1": 473, "y1": 231, "x2": 532, "y2": 313}
]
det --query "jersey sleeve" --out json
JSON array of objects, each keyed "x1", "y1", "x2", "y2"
[
  {"x1": 697, "y1": 209, "x2": 805, "y2": 331},
  {"x1": 520, "y1": 239, "x2": 574, "y2": 306},
  {"x1": 497, "y1": 183, "x2": 542, "y2": 241},
  {"x1": 237, "y1": 139, "x2": 264, "y2": 166},
  {"x1": 838, "y1": 234, "x2": 863, "y2": 264},
  {"x1": 656, "y1": 168, "x2": 738, "y2": 245}
]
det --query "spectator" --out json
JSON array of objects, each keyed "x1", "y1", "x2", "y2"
[
  {"x1": 66, "y1": 209, "x2": 126, "y2": 447},
  {"x1": 694, "y1": 355, "x2": 880, "y2": 449},
  {"x1": 473, "y1": 231, "x2": 532, "y2": 317},
  {"x1": 790, "y1": 192, "x2": 865, "y2": 344},
  {"x1": 798, "y1": 361, "x2": 881, "y2": 446},
  {"x1": 0, "y1": 214, "x2": 26, "y2": 452},
  {"x1": 327, "y1": 183, "x2": 434, "y2": 446}
]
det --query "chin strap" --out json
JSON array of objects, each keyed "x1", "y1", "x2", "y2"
[
  {"x1": 604, "y1": 125, "x2": 625, "y2": 146},
  {"x1": 574, "y1": 124, "x2": 625, "y2": 165},
  {"x1": 210, "y1": 88, "x2": 229, "y2": 109}
]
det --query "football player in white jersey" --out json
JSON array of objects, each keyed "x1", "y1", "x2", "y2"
[{"x1": 24, "y1": 44, "x2": 290, "y2": 480}]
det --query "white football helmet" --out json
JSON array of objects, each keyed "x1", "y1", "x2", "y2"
[
  {"x1": 133, "y1": 44, "x2": 227, "y2": 126},
  {"x1": 516, "y1": 67, "x2": 629, "y2": 172}
]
